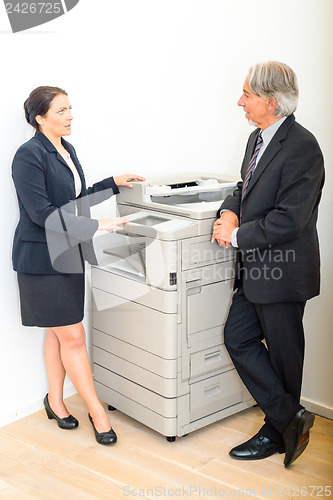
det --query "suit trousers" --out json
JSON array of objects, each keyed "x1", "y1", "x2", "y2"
[{"x1": 224, "y1": 285, "x2": 305, "y2": 443}]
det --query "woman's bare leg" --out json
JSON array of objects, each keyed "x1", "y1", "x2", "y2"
[
  {"x1": 45, "y1": 327, "x2": 70, "y2": 418},
  {"x1": 50, "y1": 321, "x2": 111, "y2": 432}
]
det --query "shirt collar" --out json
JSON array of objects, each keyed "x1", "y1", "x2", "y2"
[{"x1": 261, "y1": 116, "x2": 287, "y2": 146}]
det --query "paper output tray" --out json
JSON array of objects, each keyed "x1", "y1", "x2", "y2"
[{"x1": 103, "y1": 243, "x2": 146, "y2": 276}]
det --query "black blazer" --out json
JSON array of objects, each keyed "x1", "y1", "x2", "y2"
[
  {"x1": 219, "y1": 114, "x2": 325, "y2": 303},
  {"x1": 12, "y1": 131, "x2": 119, "y2": 274}
]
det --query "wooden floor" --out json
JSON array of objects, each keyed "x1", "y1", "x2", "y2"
[{"x1": 0, "y1": 395, "x2": 332, "y2": 499}]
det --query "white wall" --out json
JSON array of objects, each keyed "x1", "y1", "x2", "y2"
[{"x1": 0, "y1": 0, "x2": 332, "y2": 426}]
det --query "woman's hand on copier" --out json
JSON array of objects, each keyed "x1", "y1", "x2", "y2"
[
  {"x1": 113, "y1": 174, "x2": 146, "y2": 188},
  {"x1": 98, "y1": 217, "x2": 130, "y2": 233}
]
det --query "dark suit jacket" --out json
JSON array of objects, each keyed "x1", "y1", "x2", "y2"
[
  {"x1": 12, "y1": 131, "x2": 119, "y2": 274},
  {"x1": 219, "y1": 114, "x2": 324, "y2": 303}
]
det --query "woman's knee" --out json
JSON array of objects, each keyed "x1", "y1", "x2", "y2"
[{"x1": 55, "y1": 323, "x2": 86, "y2": 350}]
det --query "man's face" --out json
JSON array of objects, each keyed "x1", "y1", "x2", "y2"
[{"x1": 237, "y1": 77, "x2": 271, "y2": 129}]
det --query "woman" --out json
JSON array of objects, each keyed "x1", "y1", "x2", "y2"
[{"x1": 12, "y1": 86, "x2": 145, "y2": 445}]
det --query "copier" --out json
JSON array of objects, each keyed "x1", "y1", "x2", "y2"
[{"x1": 91, "y1": 174, "x2": 255, "y2": 441}]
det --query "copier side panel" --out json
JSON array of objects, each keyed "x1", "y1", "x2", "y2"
[
  {"x1": 145, "y1": 238, "x2": 178, "y2": 290},
  {"x1": 176, "y1": 254, "x2": 255, "y2": 436}
]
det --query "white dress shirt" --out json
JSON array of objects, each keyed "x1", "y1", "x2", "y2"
[{"x1": 61, "y1": 151, "x2": 82, "y2": 198}]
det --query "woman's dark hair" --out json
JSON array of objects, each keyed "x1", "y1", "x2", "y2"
[{"x1": 24, "y1": 86, "x2": 68, "y2": 130}]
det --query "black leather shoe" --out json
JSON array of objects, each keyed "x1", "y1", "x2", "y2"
[
  {"x1": 88, "y1": 413, "x2": 117, "y2": 445},
  {"x1": 229, "y1": 433, "x2": 284, "y2": 460},
  {"x1": 44, "y1": 394, "x2": 79, "y2": 430},
  {"x1": 283, "y1": 409, "x2": 315, "y2": 467}
]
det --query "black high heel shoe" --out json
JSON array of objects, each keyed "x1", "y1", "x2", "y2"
[
  {"x1": 88, "y1": 413, "x2": 117, "y2": 445},
  {"x1": 44, "y1": 394, "x2": 79, "y2": 430}
]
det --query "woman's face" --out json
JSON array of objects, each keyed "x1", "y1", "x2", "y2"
[{"x1": 37, "y1": 93, "x2": 73, "y2": 139}]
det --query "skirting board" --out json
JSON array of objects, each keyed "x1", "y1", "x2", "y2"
[
  {"x1": 301, "y1": 397, "x2": 333, "y2": 421},
  {"x1": 1, "y1": 389, "x2": 331, "y2": 428},
  {"x1": 0, "y1": 384, "x2": 77, "y2": 428}
]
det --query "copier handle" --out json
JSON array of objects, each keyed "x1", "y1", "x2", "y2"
[{"x1": 186, "y1": 279, "x2": 202, "y2": 296}]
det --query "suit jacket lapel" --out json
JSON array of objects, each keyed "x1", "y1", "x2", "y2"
[
  {"x1": 35, "y1": 130, "x2": 81, "y2": 175},
  {"x1": 245, "y1": 141, "x2": 282, "y2": 198},
  {"x1": 242, "y1": 114, "x2": 295, "y2": 200}
]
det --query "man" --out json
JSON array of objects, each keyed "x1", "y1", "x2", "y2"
[{"x1": 212, "y1": 61, "x2": 324, "y2": 467}]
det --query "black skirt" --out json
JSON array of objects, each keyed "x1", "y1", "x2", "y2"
[{"x1": 17, "y1": 273, "x2": 85, "y2": 327}]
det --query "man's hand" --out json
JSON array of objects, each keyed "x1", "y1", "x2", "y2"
[
  {"x1": 219, "y1": 210, "x2": 239, "y2": 226},
  {"x1": 211, "y1": 210, "x2": 239, "y2": 248}
]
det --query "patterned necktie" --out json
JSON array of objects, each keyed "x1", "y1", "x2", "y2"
[{"x1": 240, "y1": 132, "x2": 263, "y2": 222}]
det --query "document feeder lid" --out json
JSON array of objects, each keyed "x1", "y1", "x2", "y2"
[{"x1": 116, "y1": 173, "x2": 238, "y2": 220}]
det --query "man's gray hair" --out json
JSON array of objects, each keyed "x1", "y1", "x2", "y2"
[{"x1": 248, "y1": 61, "x2": 299, "y2": 117}]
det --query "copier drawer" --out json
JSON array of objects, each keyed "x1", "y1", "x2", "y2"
[
  {"x1": 190, "y1": 370, "x2": 243, "y2": 422},
  {"x1": 93, "y1": 345, "x2": 178, "y2": 398},
  {"x1": 190, "y1": 344, "x2": 232, "y2": 380},
  {"x1": 92, "y1": 288, "x2": 178, "y2": 358}
]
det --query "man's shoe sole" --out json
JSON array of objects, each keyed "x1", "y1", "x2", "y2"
[{"x1": 284, "y1": 410, "x2": 315, "y2": 467}]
